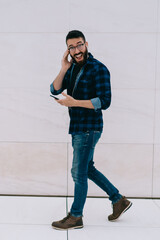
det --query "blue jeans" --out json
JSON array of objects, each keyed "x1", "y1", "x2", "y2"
[{"x1": 70, "y1": 131, "x2": 122, "y2": 217}]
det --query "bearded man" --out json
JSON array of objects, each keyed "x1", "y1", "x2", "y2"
[{"x1": 50, "y1": 30, "x2": 132, "y2": 230}]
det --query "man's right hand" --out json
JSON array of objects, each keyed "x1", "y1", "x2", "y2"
[
  {"x1": 61, "y1": 50, "x2": 72, "y2": 71},
  {"x1": 52, "y1": 50, "x2": 72, "y2": 91}
]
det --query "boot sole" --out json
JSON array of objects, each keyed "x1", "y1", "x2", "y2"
[
  {"x1": 52, "y1": 225, "x2": 84, "y2": 231},
  {"x1": 108, "y1": 202, "x2": 132, "y2": 222}
]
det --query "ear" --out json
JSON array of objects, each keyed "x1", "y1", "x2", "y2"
[{"x1": 85, "y1": 41, "x2": 88, "y2": 48}]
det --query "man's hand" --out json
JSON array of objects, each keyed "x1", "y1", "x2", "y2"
[
  {"x1": 55, "y1": 92, "x2": 95, "y2": 110},
  {"x1": 56, "y1": 92, "x2": 77, "y2": 107},
  {"x1": 61, "y1": 50, "x2": 72, "y2": 71}
]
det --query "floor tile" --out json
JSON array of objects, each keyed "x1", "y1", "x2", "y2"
[
  {"x1": 0, "y1": 196, "x2": 160, "y2": 240},
  {"x1": 153, "y1": 199, "x2": 160, "y2": 209},
  {"x1": 0, "y1": 196, "x2": 66, "y2": 224},
  {"x1": 68, "y1": 198, "x2": 160, "y2": 227},
  {"x1": 68, "y1": 225, "x2": 160, "y2": 240},
  {"x1": 0, "y1": 225, "x2": 67, "y2": 240}
]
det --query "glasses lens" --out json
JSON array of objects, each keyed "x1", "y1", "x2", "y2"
[
  {"x1": 77, "y1": 44, "x2": 84, "y2": 51},
  {"x1": 69, "y1": 47, "x2": 74, "y2": 52}
]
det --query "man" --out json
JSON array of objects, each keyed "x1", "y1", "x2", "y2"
[{"x1": 50, "y1": 30, "x2": 132, "y2": 230}]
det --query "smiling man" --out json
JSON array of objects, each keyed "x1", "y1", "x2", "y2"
[
  {"x1": 50, "y1": 30, "x2": 132, "y2": 230},
  {"x1": 68, "y1": 39, "x2": 88, "y2": 64}
]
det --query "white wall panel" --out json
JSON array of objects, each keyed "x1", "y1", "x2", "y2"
[
  {"x1": 0, "y1": 33, "x2": 70, "y2": 142},
  {"x1": 69, "y1": 0, "x2": 157, "y2": 33},
  {"x1": 154, "y1": 91, "x2": 160, "y2": 144},
  {"x1": 100, "y1": 89, "x2": 155, "y2": 144},
  {"x1": 152, "y1": 145, "x2": 160, "y2": 197},
  {"x1": 156, "y1": 34, "x2": 160, "y2": 90},
  {"x1": 0, "y1": 0, "x2": 69, "y2": 32},
  {"x1": 158, "y1": 0, "x2": 160, "y2": 33},
  {"x1": 0, "y1": 143, "x2": 67, "y2": 195},
  {"x1": 86, "y1": 33, "x2": 157, "y2": 90},
  {"x1": 67, "y1": 143, "x2": 153, "y2": 197},
  {"x1": 0, "y1": 33, "x2": 67, "y2": 88},
  {"x1": 0, "y1": 0, "x2": 159, "y2": 197},
  {"x1": 0, "y1": 88, "x2": 69, "y2": 142}
]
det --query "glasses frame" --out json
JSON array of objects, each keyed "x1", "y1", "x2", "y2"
[{"x1": 68, "y1": 43, "x2": 85, "y2": 53}]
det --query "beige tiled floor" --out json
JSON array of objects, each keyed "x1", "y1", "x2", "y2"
[{"x1": 0, "y1": 196, "x2": 160, "y2": 240}]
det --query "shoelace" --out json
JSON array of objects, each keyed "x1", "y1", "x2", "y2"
[{"x1": 60, "y1": 213, "x2": 71, "y2": 223}]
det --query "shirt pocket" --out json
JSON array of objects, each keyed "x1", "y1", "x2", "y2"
[{"x1": 79, "y1": 78, "x2": 93, "y2": 89}]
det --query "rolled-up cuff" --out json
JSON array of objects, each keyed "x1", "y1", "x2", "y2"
[
  {"x1": 50, "y1": 83, "x2": 63, "y2": 95},
  {"x1": 91, "y1": 97, "x2": 101, "y2": 110}
]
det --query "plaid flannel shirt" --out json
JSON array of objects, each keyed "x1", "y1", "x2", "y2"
[{"x1": 50, "y1": 53, "x2": 111, "y2": 134}]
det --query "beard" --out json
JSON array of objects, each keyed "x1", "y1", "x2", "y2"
[{"x1": 71, "y1": 48, "x2": 88, "y2": 66}]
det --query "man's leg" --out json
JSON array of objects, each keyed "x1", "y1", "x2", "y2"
[
  {"x1": 70, "y1": 131, "x2": 101, "y2": 217},
  {"x1": 52, "y1": 131, "x2": 100, "y2": 230},
  {"x1": 88, "y1": 159, "x2": 132, "y2": 221},
  {"x1": 88, "y1": 160, "x2": 122, "y2": 204}
]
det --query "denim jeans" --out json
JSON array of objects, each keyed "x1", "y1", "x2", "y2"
[{"x1": 70, "y1": 131, "x2": 122, "y2": 217}]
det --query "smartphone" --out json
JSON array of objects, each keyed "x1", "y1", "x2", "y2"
[{"x1": 50, "y1": 94, "x2": 59, "y2": 100}]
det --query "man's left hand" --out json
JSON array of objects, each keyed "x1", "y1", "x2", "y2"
[{"x1": 56, "y1": 92, "x2": 77, "y2": 107}]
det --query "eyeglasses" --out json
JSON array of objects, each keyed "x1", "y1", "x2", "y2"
[{"x1": 68, "y1": 43, "x2": 85, "y2": 53}]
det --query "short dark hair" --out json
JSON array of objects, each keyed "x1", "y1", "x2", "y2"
[{"x1": 66, "y1": 30, "x2": 86, "y2": 43}]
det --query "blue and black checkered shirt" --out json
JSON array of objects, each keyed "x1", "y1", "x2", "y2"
[{"x1": 50, "y1": 53, "x2": 111, "y2": 134}]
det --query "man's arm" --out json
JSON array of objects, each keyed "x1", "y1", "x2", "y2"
[
  {"x1": 74, "y1": 99, "x2": 94, "y2": 109},
  {"x1": 55, "y1": 92, "x2": 94, "y2": 109},
  {"x1": 50, "y1": 50, "x2": 72, "y2": 93},
  {"x1": 52, "y1": 68, "x2": 68, "y2": 91}
]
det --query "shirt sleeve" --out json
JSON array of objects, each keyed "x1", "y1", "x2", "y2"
[
  {"x1": 50, "y1": 83, "x2": 63, "y2": 95},
  {"x1": 91, "y1": 97, "x2": 102, "y2": 110},
  {"x1": 93, "y1": 64, "x2": 111, "y2": 110}
]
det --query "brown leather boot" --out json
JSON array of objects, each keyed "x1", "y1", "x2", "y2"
[
  {"x1": 108, "y1": 196, "x2": 132, "y2": 221},
  {"x1": 52, "y1": 213, "x2": 83, "y2": 230}
]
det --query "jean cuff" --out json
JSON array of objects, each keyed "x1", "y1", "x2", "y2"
[
  {"x1": 112, "y1": 194, "x2": 123, "y2": 204},
  {"x1": 70, "y1": 212, "x2": 83, "y2": 218}
]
